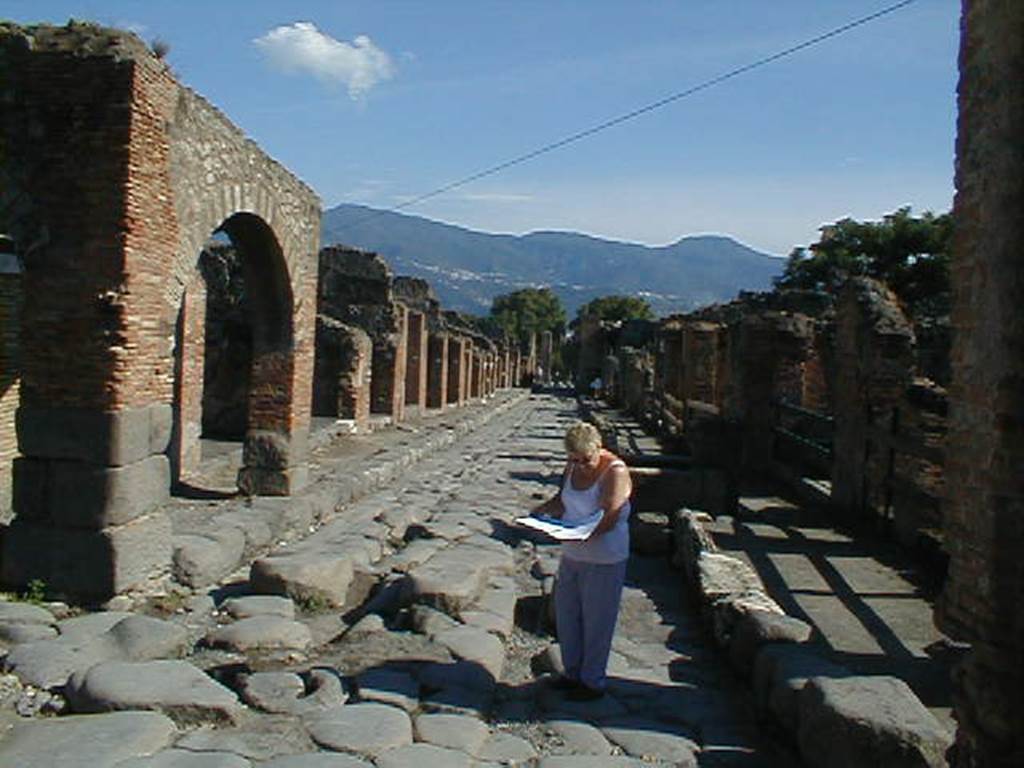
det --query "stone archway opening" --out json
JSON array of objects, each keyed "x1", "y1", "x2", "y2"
[{"x1": 171, "y1": 212, "x2": 295, "y2": 495}]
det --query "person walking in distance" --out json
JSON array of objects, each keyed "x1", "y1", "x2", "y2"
[{"x1": 531, "y1": 421, "x2": 632, "y2": 700}]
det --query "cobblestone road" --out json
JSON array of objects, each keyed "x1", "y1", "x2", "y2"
[{"x1": 1, "y1": 394, "x2": 788, "y2": 767}]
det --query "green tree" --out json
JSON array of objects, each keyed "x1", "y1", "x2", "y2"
[
  {"x1": 576, "y1": 294, "x2": 654, "y2": 324},
  {"x1": 490, "y1": 287, "x2": 566, "y2": 345},
  {"x1": 775, "y1": 207, "x2": 952, "y2": 318}
]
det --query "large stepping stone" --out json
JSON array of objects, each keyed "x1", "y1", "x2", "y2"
[
  {"x1": 56, "y1": 611, "x2": 134, "y2": 641},
  {"x1": 114, "y1": 749, "x2": 251, "y2": 767},
  {"x1": 433, "y1": 626, "x2": 505, "y2": 679},
  {"x1": 409, "y1": 605, "x2": 460, "y2": 636},
  {"x1": 66, "y1": 660, "x2": 242, "y2": 725},
  {"x1": 697, "y1": 553, "x2": 764, "y2": 601},
  {"x1": 305, "y1": 702, "x2": 413, "y2": 756},
  {"x1": 547, "y1": 719, "x2": 613, "y2": 755},
  {"x1": 3, "y1": 615, "x2": 188, "y2": 689},
  {"x1": 250, "y1": 552, "x2": 354, "y2": 608},
  {"x1": 204, "y1": 616, "x2": 313, "y2": 652},
  {"x1": 175, "y1": 718, "x2": 316, "y2": 762},
  {"x1": 600, "y1": 717, "x2": 699, "y2": 766},
  {"x1": 0, "y1": 711, "x2": 175, "y2": 767},
  {"x1": 0, "y1": 622, "x2": 57, "y2": 644},
  {"x1": 406, "y1": 544, "x2": 513, "y2": 613},
  {"x1": 357, "y1": 668, "x2": 419, "y2": 712},
  {"x1": 173, "y1": 528, "x2": 246, "y2": 588},
  {"x1": 376, "y1": 743, "x2": 472, "y2": 768},
  {"x1": 413, "y1": 713, "x2": 489, "y2": 754},
  {"x1": 0, "y1": 600, "x2": 56, "y2": 624},
  {"x1": 798, "y1": 676, "x2": 952, "y2": 768},
  {"x1": 753, "y1": 644, "x2": 849, "y2": 731},
  {"x1": 221, "y1": 595, "x2": 296, "y2": 620},
  {"x1": 238, "y1": 671, "x2": 305, "y2": 713}
]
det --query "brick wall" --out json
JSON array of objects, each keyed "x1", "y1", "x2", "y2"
[
  {"x1": 938, "y1": 2, "x2": 1024, "y2": 765},
  {"x1": 0, "y1": 267, "x2": 21, "y2": 511}
]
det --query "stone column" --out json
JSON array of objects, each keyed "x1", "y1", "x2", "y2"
[
  {"x1": 426, "y1": 332, "x2": 448, "y2": 410},
  {"x1": 370, "y1": 304, "x2": 407, "y2": 423},
  {"x1": 469, "y1": 350, "x2": 482, "y2": 400},
  {"x1": 404, "y1": 310, "x2": 427, "y2": 416},
  {"x1": 937, "y1": 3, "x2": 1024, "y2": 765}
]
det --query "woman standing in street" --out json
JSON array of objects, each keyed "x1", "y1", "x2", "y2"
[{"x1": 532, "y1": 421, "x2": 632, "y2": 700}]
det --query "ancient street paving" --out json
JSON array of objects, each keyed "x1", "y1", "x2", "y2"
[{"x1": 0, "y1": 393, "x2": 786, "y2": 766}]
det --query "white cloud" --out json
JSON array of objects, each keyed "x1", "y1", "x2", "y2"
[{"x1": 254, "y1": 22, "x2": 394, "y2": 99}]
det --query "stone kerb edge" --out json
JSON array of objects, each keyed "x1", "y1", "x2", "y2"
[
  {"x1": 170, "y1": 389, "x2": 529, "y2": 591},
  {"x1": 673, "y1": 508, "x2": 949, "y2": 767}
]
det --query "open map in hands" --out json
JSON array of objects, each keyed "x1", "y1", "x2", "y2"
[{"x1": 514, "y1": 510, "x2": 603, "y2": 541}]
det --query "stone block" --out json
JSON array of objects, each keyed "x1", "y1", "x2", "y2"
[
  {"x1": 797, "y1": 676, "x2": 952, "y2": 768},
  {"x1": 729, "y1": 609, "x2": 813, "y2": 678},
  {"x1": 238, "y1": 465, "x2": 308, "y2": 497},
  {"x1": 1, "y1": 512, "x2": 172, "y2": 598},
  {"x1": 17, "y1": 404, "x2": 172, "y2": 467},
  {"x1": 243, "y1": 430, "x2": 307, "y2": 470},
  {"x1": 753, "y1": 643, "x2": 848, "y2": 733},
  {"x1": 14, "y1": 455, "x2": 170, "y2": 529}
]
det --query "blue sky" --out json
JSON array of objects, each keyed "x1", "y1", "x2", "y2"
[{"x1": 7, "y1": 1, "x2": 959, "y2": 256}]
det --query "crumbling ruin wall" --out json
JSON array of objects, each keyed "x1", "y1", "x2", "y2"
[
  {"x1": 0, "y1": 22, "x2": 320, "y2": 597},
  {"x1": 937, "y1": 2, "x2": 1024, "y2": 765},
  {"x1": 312, "y1": 318, "x2": 371, "y2": 430},
  {"x1": 830, "y1": 278, "x2": 916, "y2": 521},
  {"x1": 318, "y1": 246, "x2": 407, "y2": 423}
]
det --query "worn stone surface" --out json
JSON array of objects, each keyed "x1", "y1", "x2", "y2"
[
  {"x1": 547, "y1": 719, "x2": 613, "y2": 755},
  {"x1": 3, "y1": 615, "x2": 188, "y2": 689},
  {"x1": 204, "y1": 616, "x2": 313, "y2": 652},
  {"x1": 260, "y1": 756, "x2": 372, "y2": 768},
  {"x1": 250, "y1": 553, "x2": 354, "y2": 608},
  {"x1": 798, "y1": 676, "x2": 952, "y2": 768},
  {"x1": 729, "y1": 609, "x2": 813, "y2": 676},
  {"x1": 0, "y1": 711, "x2": 176, "y2": 767},
  {"x1": 413, "y1": 712, "x2": 490, "y2": 754},
  {"x1": 433, "y1": 626, "x2": 505, "y2": 679},
  {"x1": 237, "y1": 671, "x2": 305, "y2": 713},
  {"x1": 221, "y1": 595, "x2": 296, "y2": 620},
  {"x1": 304, "y1": 702, "x2": 413, "y2": 755},
  {"x1": 66, "y1": 660, "x2": 242, "y2": 725}
]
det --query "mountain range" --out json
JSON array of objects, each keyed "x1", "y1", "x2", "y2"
[{"x1": 321, "y1": 203, "x2": 784, "y2": 317}]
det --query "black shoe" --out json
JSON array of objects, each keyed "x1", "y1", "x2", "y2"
[
  {"x1": 548, "y1": 675, "x2": 580, "y2": 691},
  {"x1": 567, "y1": 684, "x2": 605, "y2": 702}
]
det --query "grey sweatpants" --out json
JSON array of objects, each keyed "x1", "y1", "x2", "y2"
[{"x1": 554, "y1": 556, "x2": 628, "y2": 691}]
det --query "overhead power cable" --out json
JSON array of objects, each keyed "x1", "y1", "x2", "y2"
[{"x1": 337, "y1": 0, "x2": 917, "y2": 231}]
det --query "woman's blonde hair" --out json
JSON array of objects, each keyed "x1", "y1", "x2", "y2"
[{"x1": 564, "y1": 421, "x2": 602, "y2": 456}]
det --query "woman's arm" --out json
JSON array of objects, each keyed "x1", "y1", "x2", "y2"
[
  {"x1": 587, "y1": 462, "x2": 632, "y2": 537},
  {"x1": 530, "y1": 462, "x2": 570, "y2": 518}
]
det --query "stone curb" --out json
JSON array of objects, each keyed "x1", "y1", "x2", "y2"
[
  {"x1": 672, "y1": 507, "x2": 952, "y2": 768},
  {"x1": 168, "y1": 390, "x2": 531, "y2": 592}
]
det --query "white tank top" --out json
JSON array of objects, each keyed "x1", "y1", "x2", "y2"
[{"x1": 560, "y1": 458, "x2": 631, "y2": 564}]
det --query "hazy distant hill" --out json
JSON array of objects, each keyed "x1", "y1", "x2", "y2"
[{"x1": 321, "y1": 203, "x2": 783, "y2": 317}]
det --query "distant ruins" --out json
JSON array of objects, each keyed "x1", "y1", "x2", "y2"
[{"x1": 0, "y1": 2, "x2": 1021, "y2": 765}]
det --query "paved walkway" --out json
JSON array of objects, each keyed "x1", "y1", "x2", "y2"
[{"x1": 0, "y1": 393, "x2": 786, "y2": 766}]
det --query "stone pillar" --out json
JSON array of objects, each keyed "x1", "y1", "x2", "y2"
[
  {"x1": 370, "y1": 304, "x2": 407, "y2": 423},
  {"x1": 469, "y1": 350, "x2": 482, "y2": 400},
  {"x1": 937, "y1": 3, "x2": 1024, "y2": 765},
  {"x1": 313, "y1": 318, "x2": 371, "y2": 432},
  {"x1": 461, "y1": 340, "x2": 473, "y2": 404},
  {"x1": 171, "y1": 273, "x2": 206, "y2": 483},
  {"x1": 0, "y1": 248, "x2": 22, "y2": 513},
  {"x1": 404, "y1": 310, "x2": 427, "y2": 416},
  {"x1": 829, "y1": 280, "x2": 914, "y2": 520},
  {"x1": 447, "y1": 337, "x2": 466, "y2": 406},
  {"x1": 426, "y1": 332, "x2": 449, "y2": 410},
  {"x1": 681, "y1": 322, "x2": 721, "y2": 406}
]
